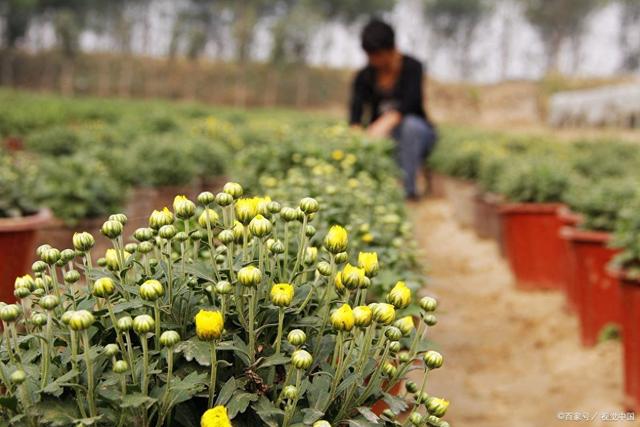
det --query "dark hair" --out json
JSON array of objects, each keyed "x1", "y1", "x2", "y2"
[{"x1": 361, "y1": 19, "x2": 395, "y2": 54}]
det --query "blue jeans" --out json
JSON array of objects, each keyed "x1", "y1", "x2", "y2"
[{"x1": 392, "y1": 115, "x2": 437, "y2": 197}]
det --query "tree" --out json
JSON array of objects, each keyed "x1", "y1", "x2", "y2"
[
  {"x1": 423, "y1": 0, "x2": 491, "y2": 80},
  {"x1": 618, "y1": 0, "x2": 640, "y2": 72},
  {"x1": 520, "y1": 0, "x2": 602, "y2": 73},
  {"x1": 1, "y1": 0, "x2": 38, "y2": 84}
]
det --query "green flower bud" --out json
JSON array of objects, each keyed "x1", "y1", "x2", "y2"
[
  {"x1": 317, "y1": 261, "x2": 332, "y2": 276},
  {"x1": 133, "y1": 314, "x2": 155, "y2": 334},
  {"x1": 10, "y1": 370, "x2": 26, "y2": 385},
  {"x1": 42, "y1": 248, "x2": 61, "y2": 265},
  {"x1": 69, "y1": 310, "x2": 95, "y2": 331},
  {"x1": 158, "y1": 224, "x2": 177, "y2": 240},
  {"x1": 133, "y1": 227, "x2": 155, "y2": 242},
  {"x1": 34, "y1": 276, "x2": 49, "y2": 290},
  {"x1": 385, "y1": 326, "x2": 402, "y2": 341},
  {"x1": 191, "y1": 229, "x2": 204, "y2": 241},
  {"x1": 382, "y1": 362, "x2": 397, "y2": 377},
  {"x1": 14, "y1": 287, "x2": 31, "y2": 299},
  {"x1": 73, "y1": 232, "x2": 95, "y2": 252},
  {"x1": 232, "y1": 221, "x2": 244, "y2": 242},
  {"x1": 267, "y1": 201, "x2": 281, "y2": 214},
  {"x1": 426, "y1": 397, "x2": 449, "y2": 418},
  {"x1": 32, "y1": 260, "x2": 47, "y2": 273},
  {"x1": 64, "y1": 270, "x2": 81, "y2": 284},
  {"x1": 399, "y1": 351, "x2": 411, "y2": 363},
  {"x1": 248, "y1": 214, "x2": 272, "y2": 238},
  {"x1": 160, "y1": 330, "x2": 181, "y2": 348},
  {"x1": 101, "y1": 220, "x2": 124, "y2": 239},
  {"x1": 409, "y1": 412, "x2": 423, "y2": 426},
  {"x1": 280, "y1": 207, "x2": 298, "y2": 222},
  {"x1": 334, "y1": 252, "x2": 348, "y2": 264},
  {"x1": 32, "y1": 288, "x2": 45, "y2": 298},
  {"x1": 299, "y1": 197, "x2": 319, "y2": 215},
  {"x1": 291, "y1": 349, "x2": 313, "y2": 370},
  {"x1": 406, "y1": 380, "x2": 418, "y2": 394},
  {"x1": 31, "y1": 312, "x2": 47, "y2": 327},
  {"x1": 295, "y1": 208, "x2": 305, "y2": 222},
  {"x1": 109, "y1": 213, "x2": 128, "y2": 224},
  {"x1": 93, "y1": 277, "x2": 116, "y2": 298},
  {"x1": 222, "y1": 182, "x2": 243, "y2": 198},
  {"x1": 304, "y1": 247, "x2": 318, "y2": 266},
  {"x1": 423, "y1": 350, "x2": 444, "y2": 370},
  {"x1": 61, "y1": 310, "x2": 74, "y2": 326},
  {"x1": 394, "y1": 316, "x2": 415, "y2": 336},
  {"x1": 305, "y1": 225, "x2": 316, "y2": 238},
  {"x1": 420, "y1": 296, "x2": 438, "y2": 312},
  {"x1": 371, "y1": 303, "x2": 396, "y2": 325},
  {"x1": 197, "y1": 191, "x2": 215, "y2": 206},
  {"x1": 389, "y1": 341, "x2": 401, "y2": 354},
  {"x1": 423, "y1": 314, "x2": 438, "y2": 326},
  {"x1": 237, "y1": 265, "x2": 262, "y2": 287},
  {"x1": 198, "y1": 208, "x2": 220, "y2": 229},
  {"x1": 0, "y1": 304, "x2": 21, "y2": 322},
  {"x1": 287, "y1": 329, "x2": 306, "y2": 347},
  {"x1": 173, "y1": 195, "x2": 196, "y2": 219},
  {"x1": 139, "y1": 279, "x2": 164, "y2": 301},
  {"x1": 113, "y1": 360, "x2": 129, "y2": 374},
  {"x1": 15, "y1": 274, "x2": 35, "y2": 291},
  {"x1": 313, "y1": 421, "x2": 331, "y2": 427},
  {"x1": 215, "y1": 192, "x2": 234, "y2": 207},
  {"x1": 116, "y1": 316, "x2": 133, "y2": 331},
  {"x1": 353, "y1": 306, "x2": 372, "y2": 327},
  {"x1": 174, "y1": 232, "x2": 188, "y2": 243},
  {"x1": 104, "y1": 343, "x2": 119, "y2": 357},
  {"x1": 36, "y1": 244, "x2": 51, "y2": 258},
  {"x1": 124, "y1": 243, "x2": 138, "y2": 253},
  {"x1": 341, "y1": 264, "x2": 365, "y2": 290},
  {"x1": 416, "y1": 391, "x2": 429, "y2": 404},
  {"x1": 215, "y1": 280, "x2": 233, "y2": 295},
  {"x1": 282, "y1": 385, "x2": 298, "y2": 400},
  {"x1": 218, "y1": 229, "x2": 234, "y2": 245},
  {"x1": 137, "y1": 241, "x2": 154, "y2": 254},
  {"x1": 60, "y1": 248, "x2": 76, "y2": 264},
  {"x1": 39, "y1": 295, "x2": 60, "y2": 311}
]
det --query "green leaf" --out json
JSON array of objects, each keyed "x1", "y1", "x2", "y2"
[
  {"x1": 215, "y1": 377, "x2": 238, "y2": 406},
  {"x1": 175, "y1": 337, "x2": 212, "y2": 366},
  {"x1": 302, "y1": 408, "x2": 324, "y2": 424},
  {"x1": 0, "y1": 396, "x2": 18, "y2": 412},
  {"x1": 120, "y1": 393, "x2": 157, "y2": 409},
  {"x1": 258, "y1": 354, "x2": 289, "y2": 369},
  {"x1": 255, "y1": 396, "x2": 284, "y2": 427},
  {"x1": 41, "y1": 368, "x2": 80, "y2": 396},
  {"x1": 226, "y1": 392, "x2": 258, "y2": 418}
]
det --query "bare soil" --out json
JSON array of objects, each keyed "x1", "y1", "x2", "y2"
[{"x1": 409, "y1": 198, "x2": 639, "y2": 427}]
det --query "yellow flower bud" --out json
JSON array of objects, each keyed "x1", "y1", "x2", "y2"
[
  {"x1": 101, "y1": 220, "x2": 123, "y2": 239},
  {"x1": 287, "y1": 329, "x2": 306, "y2": 346},
  {"x1": 149, "y1": 207, "x2": 174, "y2": 230},
  {"x1": 394, "y1": 316, "x2": 415, "y2": 336},
  {"x1": 109, "y1": 213, "x2": 128, "y2": 225},
  {"x1": 235, "y1": 198, "x2": 259, "y2": 225},
  {"x1": 426, "y1": 397, "x2": 449, "y2": 418},
  {"x1": 195, "y1": 309, "x2": 224, "y2": 341},
  {"x1": 304, "y1": 247, "x2": 318, "y2": 265},
  {"x1": 69, "y1": 310, "x2": 95, "y2": 331},
  {"x1": 334, "y1": 271, "x2": 345, "y2": 293},
  {"x1": 104, "y1": 343, "x2": 119, "y2": 357},
  {"x1": 73, "y1": 231, "x2": 96, "y2": 252},
  {"x1": 105, "y1": 248, "x2": 130, "y2": 271},
  {"x1": 291, "y1": 349, "x2": 313, "y2": 370},
  {"x1": 423, "y1": 350, "x2": 444, "y2": 370},
  {"x1": 41, "y1": 247, "x2": 61, "y2": 265},
  {"x1": 358, "y1": 252, "x2": 379, "y2": 277},
  {"x1": 341, "y1": 263, "x2": 365, "y2": 290},
  {"x1": 113, "y1": 360, "x2": 129, "y2": 374},
  {"x1": 419, "y1": 296, "x2": 438, "y2": 312},
  {"x1": 14, "y1": 274, "x2": 35, "y2": 291},
  {"x1": 270, "y1": 283, "x2": 294, "y2": 307},
  {"x1": 159, "y1": 224, "x2": 177, "y2": 239},
  {"x1": 173, "y1": 195, "x2": 196, "y2": 219},
  {"x1": 199, "y1": 208, "x2": 220, "y2": 228},
  {"x1": 280, "y1": 207, "x2": 298, "y2": 222},
  {"x1": 0, "y1": 304, "x2": 21, "y2": 322},
  {"x1": 331, "y1": 304, "x2": 355, "y2": 332},
  {"x1": 324, "y1": 225, "x2": 348, "y2": 254},
  {"x1": 39, "y1": 295, "x2": 59, "y2": 311},
  {"x1": 387, "y1": 281, "x2": 411, "y2": 309},
  {"x1": 117, "y1": 316, "x2": 133, "y2": 331},
  {"x1": 313, "y1": 421, "x2": 332, "y2": 427},
  {"x1": 10, "y1": 370, "x2": 26, "y2": 385},
  {"x1": 248, "y1": 214, "x2": 272, "y2": 238},
  {"x1": 299, "y1": 197, "x2": 319, "y2": 215},
  {"x1": 371, "y1": 303, "x2": 396, "y2": 325},
  {"x1": 133, "y1": 314, "x2": 155, "y2": 334},
  {"x1": 201, "y1": 405, "x2": 232, "y2": 427},
  {"x1": 215, "y1": 192, "x2": 234, "y2": 207},
  {"x1": 197, "y1": 191, "x2": 215, "y2": 206},
  {"x1": 238, "y1": 265, "x2": 262, "y2": 287},
  {"x1": 222, "y1": 182, "x2": 243, "y2": 198},
  {"x1": 93, "y1": 277, "x2": 116, "y2": 298},
  {"x1": 353, "y1": 305, "x2": 373, "y2": 327}
]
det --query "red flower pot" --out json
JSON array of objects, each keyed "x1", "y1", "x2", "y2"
[
  {"x1": 613, "y1": 271, "x2": 640, "y2": 411},
  {"x1": 371, "y1": 381, "x2": 403, "y2": 415},
  {"x1": 558, "y1": 207, "x2": 583, "y2": 312},
  {"x1": 499, "y1": 203, "x2": 565, "y2": 290},
  {"x1": 0, "y1": 210, "x2": 51, "y2": 303},
  {"x1": 563, "y1": 228, "x2": 621, "y2": 346}
]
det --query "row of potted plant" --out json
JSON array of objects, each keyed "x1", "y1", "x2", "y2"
[{"x1": 428, "y1": 127, "x2": 640, "y2": 411}]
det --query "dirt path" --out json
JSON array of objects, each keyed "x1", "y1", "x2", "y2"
[{"x1": 409, "y1": 198, "x2": 638, "y2": 427}]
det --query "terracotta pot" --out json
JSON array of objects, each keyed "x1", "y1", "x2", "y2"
[
  {"x1": 558, "y1": 207, "x2": 583, "y2": 312},
  {"x1": 428, "y1": 171, "x2": 447, "y2": 198},
  {"x1": 35, "y1": 217, "x2": 112, "y2": 260},
  {"x1": 0, "y1": 210, "x2": 52, "y2": 303},
  {"x1": 563, "y1": 228, "x2": 621, "y2": 346},
  {"x1": 612, "y1": 270, "x2": 640, "y2": 411},
  {"x1": 499, "y1": 203, "x2": 565, "y2": 290},
  {"x1": 443, "y1": 177, "x2": 477, "y2": 228},
  {"x1": 126, "y1": 182, "x2": 201, "y2": 231}
]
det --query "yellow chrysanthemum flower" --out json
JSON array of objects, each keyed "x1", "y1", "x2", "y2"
[
  {"x1": 358, "y1": 252, "x2": 379, "y2": 277},
  {"x1": 201, "y1": 405, "x2": 232, "y2": 427},
  {"x1": 331, "y1": 149, "x2": 345, "y2": 161},
  {"x1": 195, "y1": 310, "x2": 224, "y2": 341},
  {"x1": 387, "y1": 281, "x2": 412, "y2": 309},
  {"x1": 331, "y1": 304, "x2": 355, "y2": 332},
  {"x1": 270, "y1": 283, "x2": 294, "y2": 307},
  {"x1": 324, "y1": 225, "x2": 348, "y2": 254}
]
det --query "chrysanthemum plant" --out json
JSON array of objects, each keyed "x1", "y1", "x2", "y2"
[{"x1": 0, "y1": 182, "x2": 449, "y2": 427}]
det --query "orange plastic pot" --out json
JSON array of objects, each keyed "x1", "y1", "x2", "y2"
[
  {"x1": 564, "y1": 228, "x2": 621, "y2": 346},
  {"x1": 613, "y1": 270, "x2": 640, "y2": 411},
  {"x1": 0, "y1": 210, "x2": 51, "y2": 303},
  {"x1": 371, "y1": 381, "x2": 403, "y2": 415},
  {"x1": 499, "y1": 203, "x2": 565, "y2": 290},
  {"x1": 558, "y1": 207, "x2": 583, "y2": 312}
]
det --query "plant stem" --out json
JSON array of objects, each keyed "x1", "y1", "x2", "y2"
[
  {"x1": 40, "y1": 312, "x2": 53, "y2": 388},
  {"x1": 248, "y1": 288, "x2": 256, "y2": 363},
  {"x1": 83, "y1": 330, "x2": 97, "y2": 417},
  {"x1": 124, "y1": 330, "x2": 137, "y2": 385},
  {"x1": 208, "y1": 342, "x2": 218, "y2": 408},
  {"x1": 141, "y1": 334, "x2": 150, "y2": 396},
  {"x1": 154, "y1": 301, "x2": 161, "y2": 351},
  {"x1": 282, "y1": 370, "x2": 302, "y2": 427}
]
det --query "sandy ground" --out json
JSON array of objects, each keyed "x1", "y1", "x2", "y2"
[{"x1": 408, "y1": 198, "x2": 639, "y2": 427}]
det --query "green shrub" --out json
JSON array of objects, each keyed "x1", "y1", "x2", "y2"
[
  {"x1": 0, "y1": 151, "x2": 41, "y2": 217},
  {"x1": 24, "y1": 126, "x2": 81, "y2": 156},
  {"x1": 129, "y1": 135, "x2": 201, "y2": 187},
  {"x1": 497, "y1": 156, "x2": 571, "y2": 203},
  {"x1": 611, "y1": 198, "x2": 640, "y2": 278}
]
